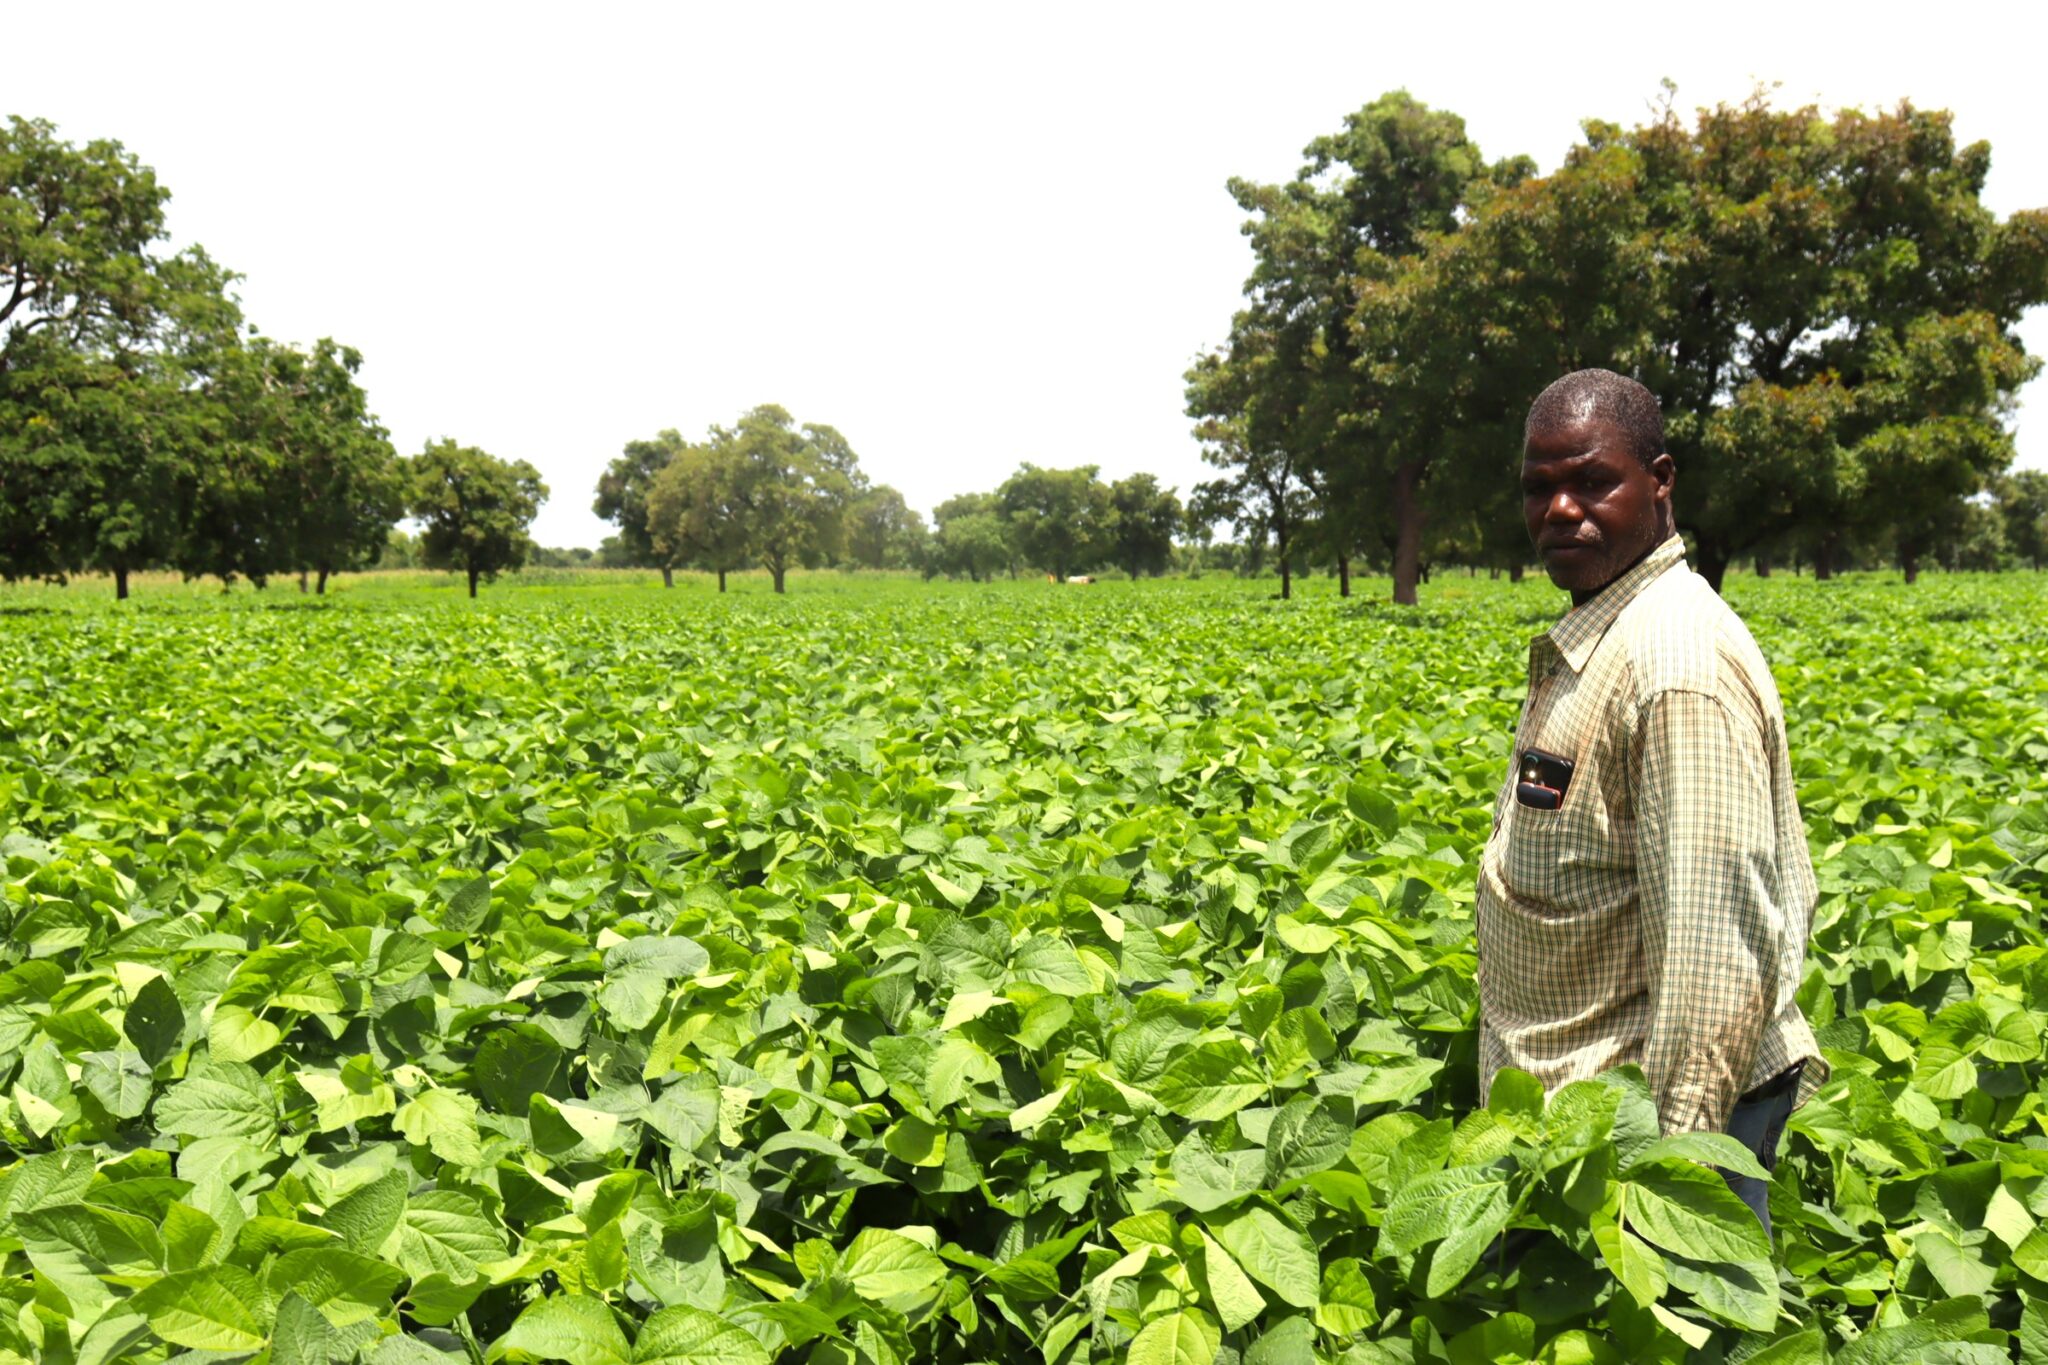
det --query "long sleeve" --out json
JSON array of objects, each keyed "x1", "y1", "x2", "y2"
[{"x1": 1631, "y1": 686, "x2": 1784, "y2": 1134}]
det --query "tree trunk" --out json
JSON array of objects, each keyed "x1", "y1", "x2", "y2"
[
  {"x1": 1275, "y1": 521, "x2": 1292, "y2": 600},
  {"x1": 1693, "y1": 534, "x2": 1731, "y2": 594},
  {"x1": 1338, "y1": 554, "x2": 1351, "y2": 598},
  {"x1": 1391, "y1": 461, "x2": 1423, "y2": 606},
  {"x1": 772, "y1": 564, "x2": 786, "y2": 594},
  {"x1": 1510, "y1": 563, "x2": 1525, "y2": 583},
  {"x1": 1815, "y1": 534, "x2": 1838, "y2": 581},
  {"x1": 1754, "y1": 550, "x2": 1772, "y2": 578},
  {"x1": 1901, "y1": 549, "x2": 1920, "y2": 585},
  {"x1": 1490, "y1": 566, "x2": 1500, "y2": 580},
  {"x1": 467, "y1": 566, "x2": 480, "y2": 598},
  {"x1": 718, "y1": 569, "x2": 727, "y2": 593},
  {"x1": 114, "y1": 566, "x2": 130, "y2": 600},
  {"x1": 299, "y1": 570, "x2": 309, "y2": 593},
  {"x1": 662, "y1": 565, "x2": 674, "y2": 589},
  {"x1": 317, "y1": 567, "x2": 330, "y2": 594}
]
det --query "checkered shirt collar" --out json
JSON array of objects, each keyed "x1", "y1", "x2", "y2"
[{"x1": 1541, "y1": 534, "x2": 1689, "y2": 674}]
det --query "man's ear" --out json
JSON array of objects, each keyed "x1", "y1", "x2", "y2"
[{"x1": 1649, "y1": 452, "x2": 1676, "y2": 500}]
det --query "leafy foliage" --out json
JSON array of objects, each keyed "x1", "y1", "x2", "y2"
[{"x1": 0, "y1": 571, "x2": 2044, "y2": 1363}]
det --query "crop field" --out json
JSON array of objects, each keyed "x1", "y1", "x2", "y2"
[{"x1": 1, "y1": 571, "x2": 2045, "y2": 1365}]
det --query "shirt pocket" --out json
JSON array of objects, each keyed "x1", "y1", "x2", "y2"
[{"x1": 1502, "y1": 802, "x2": 1572, "y2": 910}]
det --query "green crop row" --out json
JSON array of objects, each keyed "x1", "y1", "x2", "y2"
[{"x1": 0, "y1": 573, "x2": 2044, "y2": 1363}]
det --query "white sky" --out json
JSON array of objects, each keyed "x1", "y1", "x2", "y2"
[{"x1": 12, "y1": 2, "x2": 2047, "y2": 548}]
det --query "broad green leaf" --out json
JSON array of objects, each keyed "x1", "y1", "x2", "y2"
[
  {"x1": 1126, "y1": 1309, "x2": 1221, "y2": 1365},
  {"x1": 1193, "y1": 1227, "x2": 1265, "y2": 1332},
  {"x1": 1154, "y1": 1041, "x2": 1267, "y2": 1120},
  {"x1": 325, "y1": 1170, "x2": 408, "y2": 1255},
  {"x1": 1623, "y1": 1160, "x2": 1771, "y2": 1264},
  {"x1": 498, "y1": 1294, "x2": 630, "y2": 1365},
  {"x1": 1205, "y1": 1204, "x2": 1320, "y2": 1309},
  {"x1": 154, "y1": 1060, "x2": 276, "y2": 1141},
  {"x1": 124, "y1": 974, "x2": 185, "y2": 1065},
  {"x1": 840, "y1": 1227, "x2": 945, "y2": 1301},
  {"x1": 395, "y1": 1087, "x2": 484, "y2": 1166},
  {"x1": 129, "y1": 1265, "x2": 270, "y2": 1352},
  {"x1": 632, "y1": 1306, "x2": 772, "y2": 1365}
]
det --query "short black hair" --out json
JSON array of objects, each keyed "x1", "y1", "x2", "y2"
[{"x1": 1524, "y1": 369, "x2": 1665, "y2": 469}]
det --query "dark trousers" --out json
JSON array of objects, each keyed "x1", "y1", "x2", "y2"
[{"x1": 1718, "y1": 1062, "x2": 1802, "y2": 1239}]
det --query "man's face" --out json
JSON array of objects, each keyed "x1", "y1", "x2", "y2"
[{"x1": 1521, "y1": 416, "x2": 1674, "y2": 597}]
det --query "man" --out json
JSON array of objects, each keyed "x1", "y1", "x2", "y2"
[{"x1": 1475, "y1": 368, "x2": 1824, "y2": 1235}]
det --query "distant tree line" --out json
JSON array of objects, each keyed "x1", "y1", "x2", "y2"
[
  {"x1": 1191, "y1": 88, "x2": 2048, "y2": 600},
  {"x1": 592, "y1": 405, "x2": 1190, "y2": 587},
  {"x1": 0, "y1": 117, "x2": 546, "y2": 598}
]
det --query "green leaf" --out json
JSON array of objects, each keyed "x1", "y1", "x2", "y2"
[
  {"x1": 129, "y1": 1265, "x2": 270, "y2": 1352},
  {"x1": 123, "y1": 974, "x2": 185, "y2": 1065},
  {"x1": 325, "y1": 1170, "x2": 408, "y2": 1255},
  {"x1": 154, "y1": 1059, "x2": 275, "y2": 1140},
  {"x1": 1127, "y1": 1309, "x2": 1221, "y2": 1365},
  {"x1": 1170, "y1": 1133, "x2": 1266, "y2": 1213},
  {"x1": 1623, "y1": 1160, "x2": 1771, "y2": 1263},
  {"x1": 1627, "y1": 1131, "x2": 1770, "y2": 1182},
  {"x1": 1205, "y1": 1204, "x2": 1320, "y2": 1309},
  {"x1": 266, "y1": 1246, "x2": 407, "y2": 1325},
  {"x1": 1592, "y1": 1209, "x2": 1667, "y2": 1309},
  {"x1": 81, "y1": 1048, "x2": 153, "y2": 1119},
  {"x1": 840, "y1": 1227, "x2": 945, "y2": 1301},
  {"x1": 1154, "y1": 1041, "x2": 1267, "y2": 1120},
  {"x1": 395, "y1": 1087, "x2": 484, "y2": 1166},
  {"x1": 206, "y1": 1004, "x2": 284, "y2": 1065},
  {"x1": 1193, "y1": 1227, "x2": 1265, "y2": 1332},
  {"x1": 498, "y1": 1294, "x2": 630, "y2": 1365},
  {"x1": 396, "y1": 1189, "x2": 504, "y2": 1281},
  {"x1": 632, "y1": 1306, "x2": 772, "y2": 1365},
  {"x1": 1009, "y1": 935, "x2": 1094, "y2": 996},
  {"x1": 1346, "y1": 781, "x2": 1400, "y2": 838},
  {"x1": 1263, "y1": 1094, "x2": 1347, "y2": 1185}
]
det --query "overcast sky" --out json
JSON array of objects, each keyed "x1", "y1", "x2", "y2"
[{"x1": 12, "y1": 3, "x2": 2046, "y2": 547}]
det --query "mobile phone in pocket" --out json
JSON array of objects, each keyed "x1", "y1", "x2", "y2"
[{"x1": 1516, "y1": 746, "x2": 1574, "y2": 809}]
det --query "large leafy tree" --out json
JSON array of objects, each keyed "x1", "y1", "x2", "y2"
[
  {"x1": 594, "y1": 429, "x2": 687, "y2": 586},
  {"x1": 185, "y1": 335, "x2": 401, "y2": 592},
  {"x1": 409, "y1": 439, "x2": 548, "y2": 597},
  {"x1": 1612, "y1": 96, "x2": 2047, "y2": 586},
  {"x1": 644, "y1": 405, "x2": 859, "y2": 593},
  {"x1": 1106, "y1": 473, "x2": 1182, "y2": 580},
  {"x1": 645, "y1": 441, "x2": 751, "y2": 591},
  {"x1": 1194, "y1": 92, "x2": 1525, "y2": 605},
  {"x1": 0, "y1": 119, "x2": 245, "y2": 597},
  {"x1": 995, "y1": 463, "x2": 1111, "y2": 580},
  {"x1": 844, "y1": 485, "x2": 925, "y2": 570},
  {"x1": 1995, "y1": 469, "x2": 2048, "y2": 570},
  {"x1": 930, "y1": 492, "x2": 1011, "y2": 582}
]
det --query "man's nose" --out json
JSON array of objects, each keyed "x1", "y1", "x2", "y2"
[{"x1": 1545, "y1": 491, "x2": 1583, "y2": 523}]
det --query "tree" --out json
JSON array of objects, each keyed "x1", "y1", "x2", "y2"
[
  {"x1": 1106, "y1": 473, "x2": 1182, "y2": 579},
  {"x1": 1187, "y1": 421, "x2": 1314, "y2": 599},
  {"x1": 645, "y1": 441, "x2": 750, "y2": 591},
  {"x1": 995, "y1": 464, "x2": 1111, "y2": 579},
  {"x1": 594, "y1": 429, "x2": 686, "y2": 586},
  {"x1": 1994, "y1": 470, "x2": 2048, "y2": 570},
  {"x1": 722, "y1": 405, "x2": 860, "y2": 592},
  {"x1": 409, "y1": 439, "x2": 547, "y2": 597},
  {"x1": 1198, "y1": 92, "x2": 1524, "y2": 606},
  {"x1": 1610, "y1": 94, "x2": 2048, "y2": 588},
  {"x1": 195, "y1": 335, "x2": 401, "y2": 593},
  {"x1": 844, "y1": 485, "x2": 925, "y2": 569},
  {"x1": 0, "y1": 118, "x2": 246, "y2": 597},
  {"x1": 930, "y1": 493, "x2": 1011, "y2": 582}
]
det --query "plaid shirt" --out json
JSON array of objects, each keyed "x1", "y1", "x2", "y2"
[{"x1": 1475, "y1": 534, "x2": 1825, "y2": 1134}]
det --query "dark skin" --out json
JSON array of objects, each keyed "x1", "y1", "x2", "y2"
[{"x1": 1522, "y1": 414, "x2": 1677, "y2": 605}]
